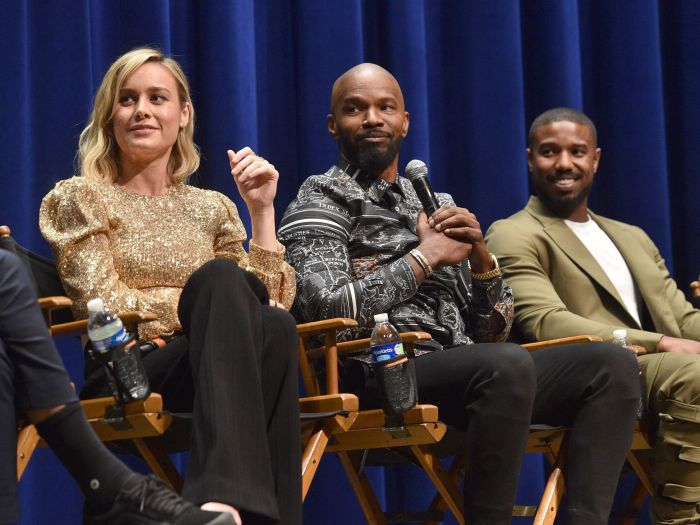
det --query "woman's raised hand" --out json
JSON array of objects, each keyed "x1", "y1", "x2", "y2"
[{"x1": 228, "y1": 147, "x2": 279, "y2": 213}]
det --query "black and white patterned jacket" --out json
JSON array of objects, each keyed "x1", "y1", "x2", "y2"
[{"x1": 279, "y1": 161, "x2": 514, "y2": 360}]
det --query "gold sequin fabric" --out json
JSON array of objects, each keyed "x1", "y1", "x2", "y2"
[{"x1": 39, "y1": 177, "x2": 296, "y2": 340}]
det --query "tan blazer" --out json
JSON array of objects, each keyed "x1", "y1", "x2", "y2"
[{"x1": 485, "y1": 196, "x2": 700, "y2": 352}]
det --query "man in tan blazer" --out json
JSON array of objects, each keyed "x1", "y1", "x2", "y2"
[{"x1": 486, "y1": 107, "x2": 700, "y2": 525}]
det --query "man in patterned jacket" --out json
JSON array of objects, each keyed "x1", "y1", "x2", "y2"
[{"x1": 279, "y1": 63, "x2": 640, "y2": 525}]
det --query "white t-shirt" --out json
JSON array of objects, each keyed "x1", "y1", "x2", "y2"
[{"x1": 564, "y1": 217, "x2": 641, "y2": 326}]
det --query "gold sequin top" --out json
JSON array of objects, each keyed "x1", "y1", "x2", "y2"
[{"x1": 39, "y1": 177, "x2": 296, "y2": 340}]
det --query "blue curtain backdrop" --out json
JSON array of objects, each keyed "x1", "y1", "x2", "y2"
[{"x1": 2, "y1": 0, "x2": 699, "y2": 523}]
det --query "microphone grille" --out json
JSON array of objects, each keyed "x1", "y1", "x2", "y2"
[{"x1": 405, "y1": 159, "x2": 428, "y2": 181}]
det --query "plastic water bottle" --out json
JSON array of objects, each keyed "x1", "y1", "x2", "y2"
[
  {"x1": 612, "y1": 328, "x2": 630, "y2": 348},
  {"x1": 87, "y1": 298, "x2": 150, "y2": 403},
  {"x1": 611, "y1": 328, "x2": 644, "y2": 419},
  {"x1": 370, "y1": 313, "x2": 418, "y2": 424}
]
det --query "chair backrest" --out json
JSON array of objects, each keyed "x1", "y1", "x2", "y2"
[
  {"x1": 691, "y1": 279, "x2": 700, "y2": 309},
  {"x1": 0, "y1": 225, "x2": 74, "y2": 324}
]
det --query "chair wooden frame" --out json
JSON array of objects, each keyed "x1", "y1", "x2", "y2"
[
  {"x1": 691, "y1": 279, "x2": 700, "y2": 309},
  {"x1": 17, "y1": 297, "x2": 362, "y2": 500},
  {"x1": 299, "y1": 328, "x2": 655, "y2": 525},
  {"x1": 3, "y1": 225, "x2": 360, "y2": 499},
  {"x1": 299, "y1": 324, "x2": 462, "y2": 524},
  {"x1": 15, "y1": 303, "x2": 186, "y2": 490}
]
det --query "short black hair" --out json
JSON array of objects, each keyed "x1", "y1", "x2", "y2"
[{"x1": 528, "y1": 107, "x2": 597, "y2": 149}]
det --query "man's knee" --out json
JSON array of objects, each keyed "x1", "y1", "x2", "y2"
[
  {"x1": 651, "y1": 354, "x2": 700, "y2": 409},
  {"x1": 484, "y1": 343, "x2": 537, "y2": 394},
  {"x1": 584, "y1": 342, "x2": 640, "y2": 394}
]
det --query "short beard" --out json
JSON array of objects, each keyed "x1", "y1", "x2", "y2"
[
  {"x1": 538, "y1": 185, "x2": 592, "y2": 218},
  {"x1": 356, "y1": 140, "x2": 400, "y2": 176},
  {"x1": 338, "y1": 129, "x2": 402, "y2": 177}
]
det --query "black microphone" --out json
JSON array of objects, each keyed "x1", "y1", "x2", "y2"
[{"x1": 405, "y1": 159, "x2": 440, "y2": 216}]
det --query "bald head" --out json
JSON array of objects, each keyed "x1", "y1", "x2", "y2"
[
  {"x1": 326, "y1": 63, "x2": 409, "y2": 180},
  {"x1": 330, "y1": 63, "x2": 405, "y2": 114}
]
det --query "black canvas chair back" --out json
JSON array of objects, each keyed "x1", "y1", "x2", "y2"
[{"x1": 0, "y1": 231, "x2": 74, "y2": 325}]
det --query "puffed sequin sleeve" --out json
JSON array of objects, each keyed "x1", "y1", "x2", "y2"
[
  {"x1": 213, "y1": 194, "x2": 296, "y2": 310},
  {"x1": 39, "y1": 178, "x2": 180, "y2": 338}
]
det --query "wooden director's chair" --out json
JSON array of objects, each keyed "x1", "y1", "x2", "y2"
[
  {"x1": 4, "y1": 225, "x2": 358, "y2": 499},
  {"x1": 298, "y1": 315, "x2": 615, "y2": 525}
]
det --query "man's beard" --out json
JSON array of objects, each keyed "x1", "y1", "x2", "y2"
[
  {"x1": 537, "y1": 183, "x2": 592, "y2": 218},
  {"x1": 339, "y1": 130, "x2": 402, "y2": 176}
]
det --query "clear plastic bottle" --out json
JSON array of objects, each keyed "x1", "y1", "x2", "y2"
[
  {"x1": 370, "y1": 313, "x2": 417, "y2": 423},
  {"x1": 611, "y1": 328, "x2": 644, "y2": 419},
  {"x1": 370, "y1": 313, "x2": 405, "y2": 364},
  {"x1": 86, "y1": 298, "x2": 150, "y2": 403},
  {"x1": 612, "y1": 328, "x2": 630, "y2": 348}
]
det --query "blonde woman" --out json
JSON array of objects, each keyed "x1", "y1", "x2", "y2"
[{"x1": 40, "y1": 48, "x2": 300, "y2": 525}]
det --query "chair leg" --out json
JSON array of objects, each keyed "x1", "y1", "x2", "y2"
[
  {"x1": 424, "y1": 453, "x2": 465, "y2": 525},
  {"x1": 132, "y1": 437, "x2": 184, "y2": 493},
  {"x1": 626, "y1": 450, "x2": 654, "y2": 495},
  {"x1": 337, "y1": 450, "x2": 389, "y2": 525},
  {"x1": 302, "y1": 426, "x2": 330, "y2": 501},
  {"x1": 17, "y1": 424, "x2": 40, "y2": 480},
  {"x1": 410, "y1": 446, "x2": 465, "y2": 525},
  {"x1": 532, "y1": 461, "x2": 565, "y2": 525}
]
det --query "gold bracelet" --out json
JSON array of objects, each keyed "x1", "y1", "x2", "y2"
[
  {"x1": 471, "y1": 254, "x2": 502, "y2": 281},
  {"x1": 409, "y1": 248, "x2": 433, "y2": 277}
]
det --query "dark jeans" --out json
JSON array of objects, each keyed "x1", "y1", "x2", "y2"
[
  {"x1": 345, "y1": 340, "x2": 640, "y2": 525},
  {"x1": 0, "y1": 251, "x2": 77, "y2": 523},
  {"x1": 84, "y1": 259, "x2": 301, "y2": 525}
]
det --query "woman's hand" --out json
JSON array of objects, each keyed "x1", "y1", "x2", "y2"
[{"x1": 228, "y1": 147, "x2": 278, "y2": 213}]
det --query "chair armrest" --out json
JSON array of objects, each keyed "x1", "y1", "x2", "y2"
[
  {"x1": 630, "y1": 344, "x2": 647, "y2": 355},
  {"x1": 306, "y1": 331, "x2": 432, "y2": 360},
  {"x1": 50, "y1": 311, "x2": 158, "y2": 338},
  {"x1": 296, "y1": 318, "x2": 358, "y2": 336},
  {"x1": 81, "y1": 393, "x2": 165, "y2": 420},
  {"x1": 521, "y1": 335, "x2": 603, "y2": 352},
  {"x1": 38, "y1": 296, "x2": 73, "y2": 311},
  {"x1": 691, "y1": 280, "x2": 700, "y2": 298},
  {"x1": 38, "y1": 296, "x2": 74, "y2": 326},
  {"x1": 299, "y1": 393, "x2": 359, "y2": 414}
]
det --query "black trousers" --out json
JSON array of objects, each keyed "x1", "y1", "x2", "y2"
[
  {"x1": 0, "y1": 251, "x2": 77, "y2": 523},
  {"x1": 346, "y1": 340, "x2": 640, "y2": 525},
  {"x1": 84, "y1": 258, "x2": 302, "y2": 525}
]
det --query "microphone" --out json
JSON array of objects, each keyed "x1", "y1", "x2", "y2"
[{"x1": 405, "y1": 159, "x2": 440, "y2": 216}]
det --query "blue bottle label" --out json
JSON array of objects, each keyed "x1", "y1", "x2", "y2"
[
  {"x1": 92, "y1": 329, "x2": 128, "y2": 353},
  {"x1": 371, "y1": 342, "x2": 405, "y2": 362}
]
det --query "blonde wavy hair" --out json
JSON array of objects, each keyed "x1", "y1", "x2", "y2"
[{"x1": 78, "y1": 47, "x2": 199, "y2": 183}]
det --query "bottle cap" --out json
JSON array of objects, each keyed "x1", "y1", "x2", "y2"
[
  {"x1": 612, "y1": 328, "x2": 627, "y2": 340},
  {"x1": 374, "y1": 313, "x2": 389, "y2": 323},
  {"x1": 87, "y1": 298, "x2": 104, "y2": 313}
]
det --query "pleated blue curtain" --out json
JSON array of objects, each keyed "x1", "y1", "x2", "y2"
[{"x1": 3, "y1": 1, "x2": 699, "y2": 523}]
